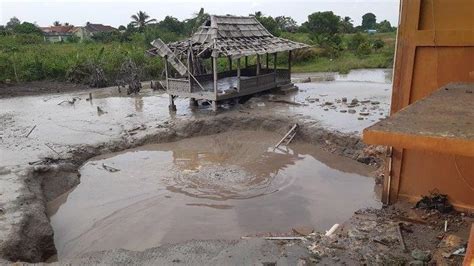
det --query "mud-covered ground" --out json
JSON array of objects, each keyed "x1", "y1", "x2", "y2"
[{"x1": 4, "y1": 69, "x2": 466, "y2": 264}]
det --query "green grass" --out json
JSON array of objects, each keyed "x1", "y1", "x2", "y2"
[{"x1": 0, "y1": 31, "x2": 396, "y2": 84}]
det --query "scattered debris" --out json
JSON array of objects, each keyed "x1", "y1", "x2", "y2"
[
  {"x1": 97, "y1": 106, "x2": 107, "y2": 115},
  {"x1": 293, "y1": 226, "x2": 314, "y2": 236},
  {"x1": 275, "y1": 124, "x2": 298, "y2": 149},
  {"x1": 58, "y1": 97, "x2": 81, "y2": 105},
  {"x1": 44, "y1": 143, "x2": 61, "y2": 156},
  {"x1": 102, "y1": 163, "x2": 120, "y2": 172},
  {"x1": 397, "y1": 223, "x2": 407, "y2": 252},
  {"x1": 25, "y1": 125, "x2": 37, "y2": 138},
  {"x1": 268, "y1": 99, "x2": 303, "y2": 106},
  {"x1": 264, "y1": 236, "x2": 306, "y2": 241},
  {"x1": 325, "y1": 224, "x2": 340, "y2": 237},
  {"x1": 415, "y1": 192, "x2": 453, "y2": 213}
]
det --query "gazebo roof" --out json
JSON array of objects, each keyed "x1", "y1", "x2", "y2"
[{"x1": 149, "y1": 15, "x2": 309, "y2": 59}]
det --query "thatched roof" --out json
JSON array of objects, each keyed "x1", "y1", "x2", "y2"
[{"x1": 149, "y1": 15, "x2": 309, "y2": 59}]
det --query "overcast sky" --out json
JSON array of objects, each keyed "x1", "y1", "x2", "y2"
[{"x1": 1, "y1": 0, "x2": 400, "y2": 28}]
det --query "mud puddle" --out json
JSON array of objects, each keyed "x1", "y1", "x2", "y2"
[{"x1": 48, "y1": 130, "x2": 380, "y2": 259}]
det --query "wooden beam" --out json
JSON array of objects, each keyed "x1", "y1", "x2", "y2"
[{"x1": 164, "y1": 55, "x2": 170, "y2": 90}]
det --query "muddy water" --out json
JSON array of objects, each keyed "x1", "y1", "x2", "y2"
[{"x1": 49, "y1": 130, "x2": 381, "y2": 259}]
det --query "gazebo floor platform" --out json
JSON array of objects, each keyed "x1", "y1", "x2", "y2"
[{"x1": 167, "y1": 74, "x2": 292, "y2": 102}]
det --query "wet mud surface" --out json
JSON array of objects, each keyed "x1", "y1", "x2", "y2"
[
  {"x1": 0, "y1": 69, "x2": 392, "y2": 263},
  {"x1": 49, "y1": 131, "x2": 380, "y2": 259}
]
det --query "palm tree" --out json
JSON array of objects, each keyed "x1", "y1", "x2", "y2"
[
  {"x1": 130, "y1": 11, "x2": 156, "y2": 30},
  {"x1": 53, "y1": 21, "x2": 61, "y2": 26}
]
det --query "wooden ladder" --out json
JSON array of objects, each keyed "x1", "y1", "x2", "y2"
[{"x1": 274, "y1": 124, "x2": 298, "y2": 149}]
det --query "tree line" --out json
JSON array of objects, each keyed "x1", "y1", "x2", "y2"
[{"x1": 0, "y1": 8, "x2": 396, "y2": 45}]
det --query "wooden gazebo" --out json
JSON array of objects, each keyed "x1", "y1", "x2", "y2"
[{"x1": 148, "y1": 15, "x2": 309, "y2": 111}]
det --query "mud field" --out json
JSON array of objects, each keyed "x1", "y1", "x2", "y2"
[{"x1": 0, "y1": 69, "x2": 397, "y2": 263}]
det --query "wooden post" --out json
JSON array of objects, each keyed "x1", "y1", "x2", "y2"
[
  {"x1": 165, "y1": 55, "x2": 176, "y2": 111},
  {"x1": 187, "y1": 49, "x2": 192, "y2": 93},
  {"x1": 212, "y1": 55, "x2": 218, "y2": 111},
  {"x1": 288, "y1": 51, "x2": 292, "y2": 80},
  {"x1": 237, "y1": 57, "x2": 241, "y2": 92},
  {"x1": 266, "y1": 53, "x2": 269, "y2": 69},
  {"x1": 256, "y1": 54, "x2": 260, "y2": 76},
  {"x1": 273, "y1": 53, "x2": 277, "y2": 83},
  {"x1": 245, "y1": 56, "x2": 248, "y2": 68},
  {"x1": 228, "y1": 56, "x2": 232, "y2": 71}
]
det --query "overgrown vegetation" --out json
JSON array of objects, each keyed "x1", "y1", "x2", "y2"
[{"x1": 0, "y1": 9, "x2": 396, "y2": 85}]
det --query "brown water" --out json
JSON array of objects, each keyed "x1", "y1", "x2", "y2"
[{"x1": 49, "y1": 130, "x2": 381, "y2": 259}]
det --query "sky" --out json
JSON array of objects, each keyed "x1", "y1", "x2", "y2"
[{"x1": 0, "y1": 0, "x2": 400, "y2": 28}]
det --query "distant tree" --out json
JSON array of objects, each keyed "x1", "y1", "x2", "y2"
[
  {"x1": 253, "y1": 11, "x2": 281, "y2": 36},
  {"x1": 130, "y1": 11, "x2": 157, "y2": 30},
  {"x1": 118, "y1": 25, "x2": 126, "y2": 31},
  {"x1": 6, "y1": 17, "x2": 21, "y2": 29},
  {"x1": 376, "y1": 20, "x2": 393, "y2": 32},
  {"x1": 53, "y1": 21, "x2": 61, "y2": 26},
  {"x1": 159, "y1": 16, "x2": 185, "y2": 34},
  {"x1": 184, "y1": 8, "x2": 209, "y2": 34},
  {"x1": 339, "y1": 16, "x2": 354, "y2": 33},
  {"x1": 64, "y1": 22, "x2": 70, "y2": 26},
  {"x1": 306, "y1": 11, "x2": 341, "y2": 36},
  {"x1": 275, "y1": 16, "x2": 298, "y2": 32},
  {"x1": 361, "y1": 13, "x2": 377, "y2": 30},
  {"x1": 13, "y1": 22, "x2": 42, "y2": 35}
]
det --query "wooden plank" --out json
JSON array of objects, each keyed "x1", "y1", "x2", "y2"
[{"x1": 364, "y1": 84, "x2": 474, "y2": 157}]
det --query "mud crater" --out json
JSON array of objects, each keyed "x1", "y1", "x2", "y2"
[{"x1": 46, "y1": 130, "x2": 381, "y2": 259}]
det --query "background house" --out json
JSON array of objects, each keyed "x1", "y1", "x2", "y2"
[
  {"x1": 40, "y1": 25, "x2": 74, "y2": 42},
  {"x1": 73, "y1": 23, "x2": 117, "y2": 40}
]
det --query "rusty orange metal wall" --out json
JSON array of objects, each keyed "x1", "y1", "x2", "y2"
[{"x1": 386, "y1": 0, "x2": 474, "y2": 209}]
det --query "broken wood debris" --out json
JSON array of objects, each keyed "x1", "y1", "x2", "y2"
[
  {"x1": 25, "y1": 125, "x2": 37, "y2": 138},
  {"x1": 58, "y1": 97, "x2": 81, "y2": 105},
  {"x1": 274, "y1": 124, "x2": 298, "y2": 149},
  {"x1": 44, "y1": 143, "x2": 60, "y2": 156},
  {"x1": 102, "y1": 163, "x2": 120, "y2": 172},
  {"x1": 397, "y1": 223, "x2": 407, "y2": 252},
  {"x1": 268, "y1": 99, "x2": 303, "y2": 106}
]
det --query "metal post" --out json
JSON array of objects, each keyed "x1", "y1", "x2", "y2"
[
  {"x1": 256, "y1": 54, "x2": 260, "y2": 76},
  {"x1": 212, "y1": 55, "x2": 218, "y2": 111},
  {"x1": 237, "y1": 58, "x2": 241, "y2": 92}
]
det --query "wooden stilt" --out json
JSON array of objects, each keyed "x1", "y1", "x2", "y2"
[
  {"x1": 256, "y1": 54, "x2": 260, "y2": 76},
  {"x1": 237, "y1": 58, "x2": 241, "y2": 92},
  {"x1": 228, "y1": 56, "x2": 232, "y2": 71},
  {"x1": 245, "y1": 56, "x2": 248, "y2": 68},
  {"x1": 169, "y1": 95, "x2": 176, "y2": 111},
  {"x1": 212, "y1": 54, "x2": 218, "y2": 111}
]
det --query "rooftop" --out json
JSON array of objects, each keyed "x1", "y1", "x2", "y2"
[{"x1": 149, "y1": 15, "x2": 309, "y2": 59}]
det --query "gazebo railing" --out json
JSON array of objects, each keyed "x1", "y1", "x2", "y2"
[
  {"x1": 168, "y1": 78, "x2": 191, "y2": 93},
  {"x1": 239, "y1": 72, "x2": 276, "y2": 94}
]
